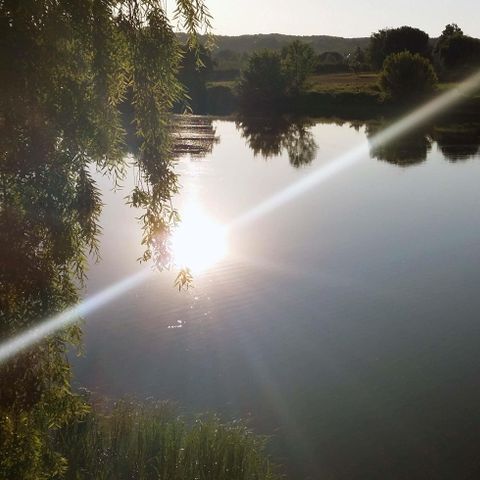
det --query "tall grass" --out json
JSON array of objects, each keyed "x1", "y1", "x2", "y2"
[{"x1": 56, "y1": 400, "x2": 281, "y2": 480}]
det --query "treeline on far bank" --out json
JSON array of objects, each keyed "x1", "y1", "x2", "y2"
[{"x1": 176, "y1": 24, "x2": 480, "y2": 117}]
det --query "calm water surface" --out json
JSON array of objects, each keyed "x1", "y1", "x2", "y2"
[{"x1": 75, "y1": 117, "x2": 480, "y2": 480}]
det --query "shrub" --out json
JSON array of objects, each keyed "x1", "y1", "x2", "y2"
[
  {"x1": 379, "y1": 51, "x2": 438, "y2": 101},
  {"x1": 238, "y1": 50, "x2": 287, "y2": 110}
]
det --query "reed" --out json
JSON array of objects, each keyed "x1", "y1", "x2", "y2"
[{"x1": 57, "y1": 400, "x2": 280, "y2": 480}]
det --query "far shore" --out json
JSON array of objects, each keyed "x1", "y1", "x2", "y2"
[{"x1": 201, "y1": 72, "x2": 480, "y2": 119}]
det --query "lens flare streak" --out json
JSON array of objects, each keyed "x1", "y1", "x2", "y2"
[
  {"x1": 1, "y1": 70, "x2": 479, "y2": 364},
  {"x1": 0, "y1": 268, "x2": 151, "y2": 363}
]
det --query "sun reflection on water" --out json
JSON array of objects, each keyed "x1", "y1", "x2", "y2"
[{"x1": 170, "y1": 201, "x2": 228, "y2": 274}]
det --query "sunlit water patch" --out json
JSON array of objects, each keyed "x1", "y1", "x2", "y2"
[{"x1": 170, "y1": 200, "x2": 228, "y2": 274}]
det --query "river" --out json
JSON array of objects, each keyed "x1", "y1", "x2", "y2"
[{"x1": 75, "y1": 116, "x2": 480, "y2": 479}]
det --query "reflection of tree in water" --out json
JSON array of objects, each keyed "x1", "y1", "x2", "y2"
[
  {"x1": 283, "y1": 126, "x2": 318, "y2": 168},
  {"x1": 236, "y1": 116, "x2": 318, "y2": 167},
  {"x1": 366, "y1": 121, "x2": 432, "y2": 167},
  {"x1": 171, "y1": 115, "x2": 219, "y2": 159},
  {"x1": 432, "y1": 124, "x2": 480, "y2": 161}
]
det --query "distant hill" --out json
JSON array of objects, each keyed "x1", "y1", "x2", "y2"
[{"x1": 177, "y1": 33, "x2": 370, "y2": 56}]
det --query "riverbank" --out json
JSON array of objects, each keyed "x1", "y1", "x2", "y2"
[{"x1": 203, "y1": 72, "x2": 480, "y2": 119}]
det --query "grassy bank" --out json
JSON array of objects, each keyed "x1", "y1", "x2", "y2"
[{"x1": 56, "y1": 400, "x2": 280, "y2": 480}]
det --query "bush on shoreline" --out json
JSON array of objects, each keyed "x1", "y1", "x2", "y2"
[{"x1": 379, "y1": 51, "x2": 438, "y2": 101}]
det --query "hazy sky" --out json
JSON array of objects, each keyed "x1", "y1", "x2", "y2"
[{"x1": 202, "y1": 0, "x2": 479, "y2": 38}]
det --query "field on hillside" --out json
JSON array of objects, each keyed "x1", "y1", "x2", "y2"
[
  {"x1": 207, "y1": 73, "x2": 381, "y2": 94},
  {"x1": 308, "y1": 72, "x2": 380, "y2": 93}
]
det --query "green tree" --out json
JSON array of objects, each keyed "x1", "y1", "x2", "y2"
[
  {"x1": 369, "y1": 26, "x2": 430, "y2": 70},
  {"x1": 442, "y1": 23, "x2": 463, "y2": 37},
  {"x1": 238, "y1": 41, "x2": 316, "y2": 110},
  {"x1": 379, "y1": 51, "x2": 438, "y2": 101},
  {"x1": 238, "y1": 50, "x2": 287, "y2": 110},
  {"x1": 435, "y1": 24, "x2": 480, "y2": 76},
  {"x1": 0, "y1": 150, "x2": 99, "y2": 480},
  {"x1": 177, "y1": 45, "x2": 214, "y2": 113},
  {"x1": 281, "y1": 40, "x2": 316, "y2": 94},
  {"x1": 0, "y1": 1, "x2": 211, "y2": 478}
]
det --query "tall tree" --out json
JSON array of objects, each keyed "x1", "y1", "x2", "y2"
[
  {"x1": 441, "y1": 23, "x2": 463, "y2": 37},
  {"x1": 369, "y1": 26, "x2": 430, "y2": 70},
  {"x1": 435, "y1": 24, "x2": 480, "y2": 76},
  {"x1": 281, "y1": 40, "x2": 316, "y2": 94}
]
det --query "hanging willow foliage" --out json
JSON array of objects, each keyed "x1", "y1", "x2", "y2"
[{"x1": 0, "y1": 2, "x2": 211, "y2": 478}]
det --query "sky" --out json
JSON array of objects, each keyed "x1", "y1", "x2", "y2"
[{"x1": 200, "y1": 0, "x2": 479, "y2": 38}]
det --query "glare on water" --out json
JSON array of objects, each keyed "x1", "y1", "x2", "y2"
[{"x1": 170, "y1": 200, "x2": 228, "y2": 274}]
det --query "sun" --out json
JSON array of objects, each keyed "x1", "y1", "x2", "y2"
[{"x1": 170, "y1": 201, "x2": 228, "y2": 274}]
